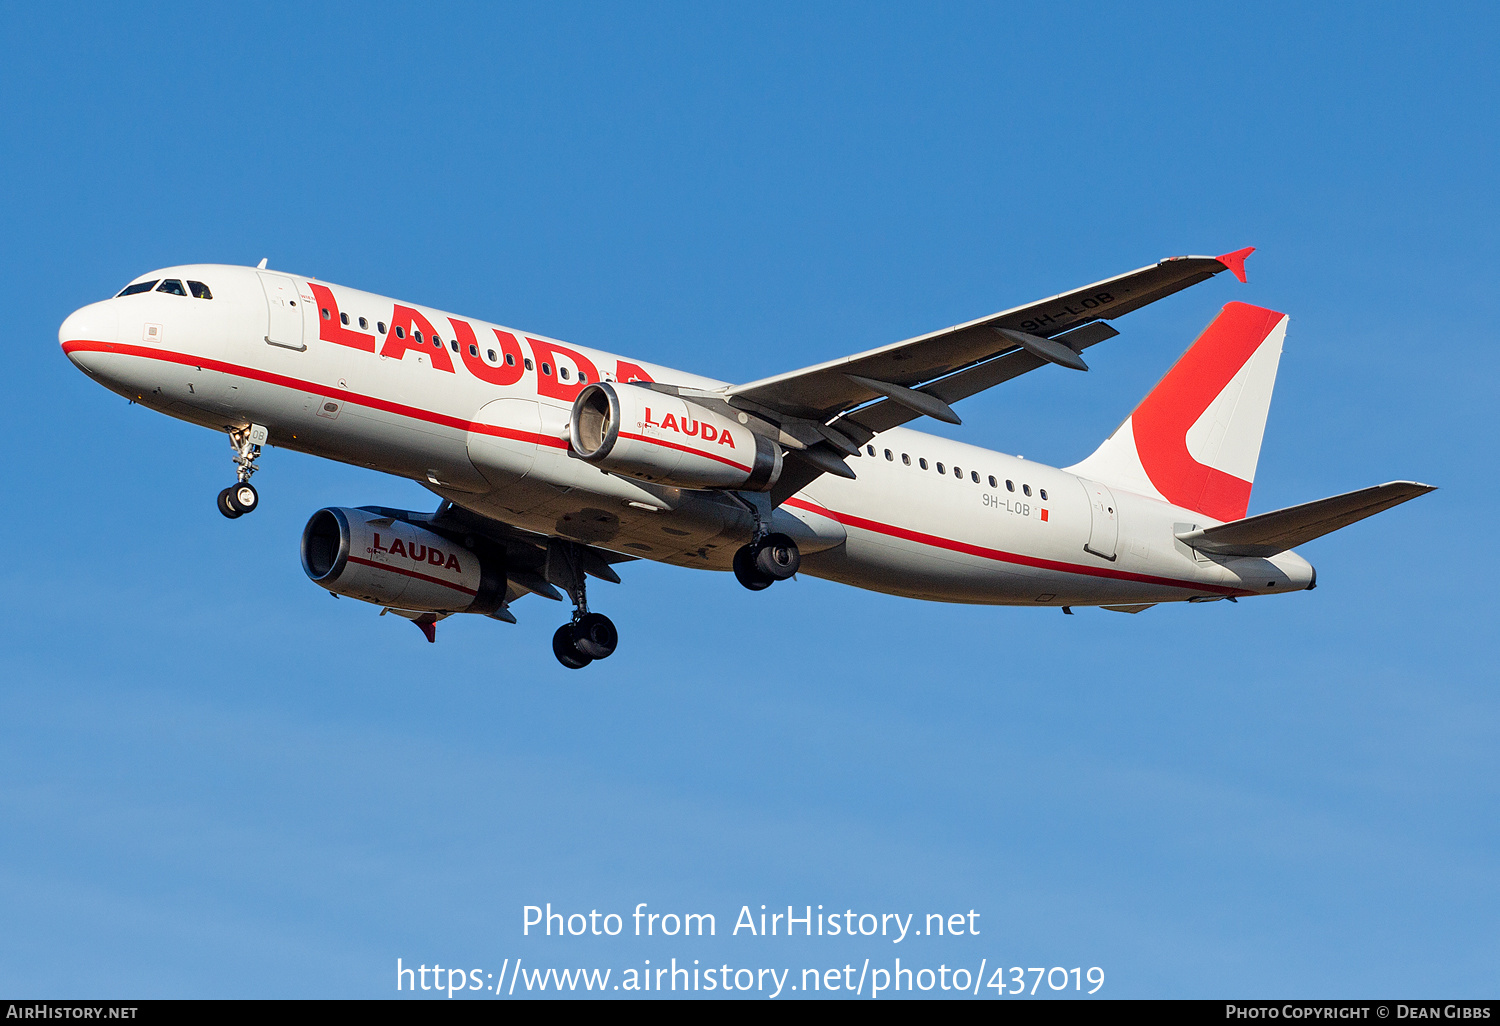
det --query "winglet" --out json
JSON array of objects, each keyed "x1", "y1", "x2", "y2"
[{"x1": 1217, "y1": 247, "x2": 1254, "y2": 284}]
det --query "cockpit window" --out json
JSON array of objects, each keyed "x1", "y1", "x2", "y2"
[
  {"x1": 116, "y1": 280, "x2": 158, "y2": 297},
  {"x1": 156, "y1": 279, "x2": 188, "y2": 296},
  {"x1": 187, "y1": 280, "x2": 213, "y2": 300}
]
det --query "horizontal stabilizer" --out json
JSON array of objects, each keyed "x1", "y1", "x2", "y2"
[{"x1": 1175, "y1": 481, "x2": 1435, "y2": 557}]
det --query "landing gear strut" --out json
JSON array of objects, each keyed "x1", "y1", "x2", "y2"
[
  {"x1": 218, "y1": 424, "x2": 267, "y2": 520},
  {"x1": 552, "y1": 554, "x2": 618, "y2": 669}
]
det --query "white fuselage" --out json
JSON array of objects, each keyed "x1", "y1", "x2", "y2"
[{"x1": 60, "y1": 264, "x2": 1313, "y2": 609}]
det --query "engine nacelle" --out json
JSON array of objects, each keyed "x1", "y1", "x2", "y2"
[
  {"x1": 568, "y1": 381, "x2": 781, "y2": 491},
  {"x1": 300, "y1": 508, "x2": 505, "y2": 614}
]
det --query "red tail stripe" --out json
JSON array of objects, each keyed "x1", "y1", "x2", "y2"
[{"x1": 1130, "y1": 302, "x2": 1282, "y2": 523}]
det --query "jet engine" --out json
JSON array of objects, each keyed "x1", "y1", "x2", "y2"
[
  {"x1": 568, "y1": 382, "x2": 781, "y2": 491},
  {"x1": 300, "y1": 507, "x2": 506, "y2": 614}
]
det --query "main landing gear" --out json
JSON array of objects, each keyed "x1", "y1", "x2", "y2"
[
  {"x1": 732, "y1": 532, "x2": 800, "y2": 591},
  {"x1": 218, "y1": 424, "x2": 266, "y2": 520},
  {"x1": 553, "y1": 613, "x2": 619, "y2": 670},
  {"x1": 552, "y1": 562, "x2": 618, "y2": 670}
]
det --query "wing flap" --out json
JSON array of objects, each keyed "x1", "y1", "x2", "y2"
[{"x1": 1175, "y1": 481, "x2": 1435, "y2": 557}]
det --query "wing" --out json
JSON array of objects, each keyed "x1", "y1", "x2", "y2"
[{"x1": 718, "y1": 249, "x2": 1253, "y2": 501}]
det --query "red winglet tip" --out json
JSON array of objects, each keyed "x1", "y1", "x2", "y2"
[
  {"x1": 413, "y1": 616, "x2": 437, "y2": 643},
  {"x1": 1217, "y1": 246, "x2": 1254, "y2": 284}
]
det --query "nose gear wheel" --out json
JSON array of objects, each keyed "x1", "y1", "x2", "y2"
[{"x1": 218, "y1": 482, "x2": 259, "y2": 519}]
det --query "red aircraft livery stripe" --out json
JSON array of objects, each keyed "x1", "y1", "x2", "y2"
[
  {"x1": 617, "y1": 430, "x2": 753, "y2": 473},
  {"x1": 344, "y1": 555, "x2": 478, "y2": 596},
  {"x1": 64, "y1": 340, "x2": 1250, "y2": 598},
  {"x1": 61, "y1": 339, "x2": 569, "y2": 449},
  {"x1": 781, "y1": 497, "x2": 1251, "y2": 597}
]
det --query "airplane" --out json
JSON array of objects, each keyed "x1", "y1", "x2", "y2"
[{"x1": 59, "y1": 249, "x2": 1433, "y2": 668}]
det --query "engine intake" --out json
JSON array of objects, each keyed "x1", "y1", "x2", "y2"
[
  {"x1": 569, "y1": 381, "x2": 781, "y2": 491},
  {"x1": 301, "y1": 507, "x2": 505, "y2": 614}
]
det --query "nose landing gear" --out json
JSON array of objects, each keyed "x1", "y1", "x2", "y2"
[{"x1": 218, "y1": 424, "x2": 267, "y2": 520}]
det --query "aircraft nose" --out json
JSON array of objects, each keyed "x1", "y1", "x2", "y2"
[{"x1": 59, "y1": 301, "x2": 118, "y2": 371}]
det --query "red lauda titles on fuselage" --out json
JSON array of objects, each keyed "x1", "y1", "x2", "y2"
[
  {"x1": 370, "y1": 531, "x2": 463, "y2": 572},
  {"x1": 642, "y1": 407, "x2": 739, "y2": 449},
  {"x1": 308, "y1": 282, "x2": 655, "y2": 395}
]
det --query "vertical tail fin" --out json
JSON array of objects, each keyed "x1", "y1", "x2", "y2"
[{"x1": 1065, "y1": 302, "x2": 1288, "y2": 523}]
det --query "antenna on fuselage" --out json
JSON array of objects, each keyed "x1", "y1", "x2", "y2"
[{"x1": 256, "y1": 258, "x2": 268, "y2": 269}]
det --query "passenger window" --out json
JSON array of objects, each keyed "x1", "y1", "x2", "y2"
[
  {"x1": 414, "y1": 330, "x2": 423, "y2": 343},
  {"x1": 1023, "y1": 484, "x2": 1031, "y2": 496},
  {"x1": 579, "y1": 372, "x2": 587, "y2": 383},
  {"x1": 505, "y1": 353, "x2": 515, "y2": 366},
  {"x1": 431, "y1": 335, "x2": 441, "y2": 348},
  {"x1": 156, "y1": 279, "x2": 187, "y2": 296},
  {"x1": 919, "y1": 458, "x2": 928, "y2": 470},
  {"x1": 971, "y1": 471, "x2": 980, "y2": 483},
  {"x1": 1006, "y1": 480, "x2": 1015, "y2": 492},
  {"x1": 954, "y1": 466, "x2": 962, "y2": 478},
  {"x1": 884, "y1": 449, "x2": 893, "y2": 461},
  {"x1": 1040, "y1": 488, "x2": 1048, "y2": 500},
  {"x1": 469, "y1": 344, "x2": 479, "y2": 357},
  {"x1": 902, "y1": 454, "x2": 911, "y2": 466},
  {"x1": 867, "y1": 445, "x2": 877, "y2": 457},
  {"x1": 450, "y1": 339, "x2": 458, "y2": 352},
  {"x1": 359, "y1": 317, "x2": 368, "y2": 329},
  {"x1": 487, "y1": 349, "x2": 497, "y2": 362},
  {"x1": 339, "y1": 311, "x2": 349, "y2": 325},
  {"x1": 524, "y1": 358, "x2": 534, "y2": 370},
  {"x1": 378, "y1": 322, "x2": 388, "y2": 334},
  {"x1": 188, "y1": 281, "x2": 213, "y2": 300},
  {"x1": 936, "y1": 462, "x2": 945, "y2": 474},
  {"x1": 320, "y1": 307, "x2": 331, "y2": 320},
  {"x1": 988, "y1": 475, "x2": 997, "y2": 487},
  {"x1": 541, "y1": 363, "x2": 552, "y2": 376},
  {"x1": 560, "y1": 366, "x2": 571, "y2": 380},
  {"x1": 116, "y1": 280, "x2": 158, "y2": 296}
]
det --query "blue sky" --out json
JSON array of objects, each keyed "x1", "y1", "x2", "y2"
[{"x1": 1, "y1": 1, "x2": 1495, "y2": 999}]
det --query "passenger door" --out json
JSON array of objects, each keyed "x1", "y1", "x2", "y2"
[{"x1": 258, "y1": 272, "x2": 306, "y2": 351}]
